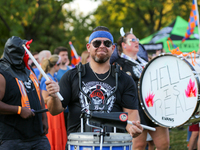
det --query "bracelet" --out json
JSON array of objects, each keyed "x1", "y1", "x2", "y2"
[{"x1": 17, "y1": 106, "x2": 22, "y2": 115}]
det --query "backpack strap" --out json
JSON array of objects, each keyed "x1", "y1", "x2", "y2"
[
  {"x1": 76, "y1": 62, "x2": 86, "y2": 77},
  {"x1": 111, "y1": 62, "x2": 121, "y2": 78},
  {"x1": 77, "y1": 62, "x2": 121, "y2": 78}
]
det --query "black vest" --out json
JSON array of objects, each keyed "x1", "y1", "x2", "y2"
[{"x1": 0, "y1": 69, "x2": 43, "y2": 140}]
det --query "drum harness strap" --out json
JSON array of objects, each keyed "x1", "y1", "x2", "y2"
[{"x1": 77, "y1": 62, "x2": 120, "y2": 147}]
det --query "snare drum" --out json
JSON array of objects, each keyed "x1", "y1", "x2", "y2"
[
  {"x1": 68, "y1": 132, "x2": 132, "y2": 150},
  {"x1": 138, "y1": 53, "x2": 200, "y2": 128}
]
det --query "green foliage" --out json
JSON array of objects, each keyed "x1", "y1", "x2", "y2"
[
  {"x1": 93, "y1": 0, "x2": 194, "y2": 43},
  {"x1": 0, "y1": 0, "x2": 199, "y2": 57},
  {"x1": 0, "y1": 0, "x2": 73, "y2": 55},
  {"x1": 64, "y1": 10, "x2": 96, "y2": 55}
]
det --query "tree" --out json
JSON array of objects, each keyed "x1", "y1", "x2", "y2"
[
  {"x1": 64, "y1": 10, "x2": 96, "y2": 55},
  {"x1": 1, "y1": 0, "x2": 198, "y2": 56},
  {"x1": 0, "y1": 0, "x2": 73, "y2": 55},
  {"x1": 93, "y1": 0, "x2": 196, "y2": 43}
]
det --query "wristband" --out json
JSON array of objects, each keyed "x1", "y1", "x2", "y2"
[{"x1": 17, "y1": 106, "x2": 22, "y2": 115}]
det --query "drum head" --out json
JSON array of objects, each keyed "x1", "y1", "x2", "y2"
[{"x1": 139, "y1": 54, "x2": 200, "y2": 128}]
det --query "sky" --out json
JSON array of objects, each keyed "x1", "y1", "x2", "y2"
[{"x1": 64, "y1": 0, "x2": 101, "y2": 16}]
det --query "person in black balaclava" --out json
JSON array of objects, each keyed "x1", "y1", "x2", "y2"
[{"x1": 0, "y1": 36, "x2": 50, "y2": 150}]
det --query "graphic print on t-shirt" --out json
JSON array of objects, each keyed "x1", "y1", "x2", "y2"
[
  {"x1": 79, "y1": 81, "x2": 116, "y2": 113},
  {"x1": 23, "y1": 78, "x2": 34, "y2": 93},
  {"x1": 24, "y1": 78, "x2": 32, "y2": 89}
]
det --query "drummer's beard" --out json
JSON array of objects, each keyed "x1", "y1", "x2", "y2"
[{"x1": 92, "y1": 48, "x2": 110, "y2": 64}]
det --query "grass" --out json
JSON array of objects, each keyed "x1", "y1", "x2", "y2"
[
  {"x1": 169, "y1": 126, "x2": 188, "y2": 150},
  {"x1": 146, "y1": 126, "x2": 189, "y2": 150}
]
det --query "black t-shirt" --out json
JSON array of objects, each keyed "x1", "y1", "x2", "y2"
[
  {"x1": 115, "y1": 57, "x2": 144, "y2": 106},
  {"x1": 115, "y1": 57, "x2": 141, "y2": 83},
  {"x1": 0, "y1": 69, "x2": 43, "y2": 140},
  {"x1": 59, "y1": 63, "x2": 138, "y2": 135}
]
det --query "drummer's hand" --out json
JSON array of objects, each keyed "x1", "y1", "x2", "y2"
[
  {"x1": 126, "y1": 120, "x2": 143, "y2": 138},
  {"x1": 20, "y1": 107, "x2": 35, "y2": 119},
  {"x1": 45, "y1": 80, "x2": 59, "y2": 98}
]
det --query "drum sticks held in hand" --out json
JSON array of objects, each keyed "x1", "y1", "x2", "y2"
[
  {"x1": 127, "y1": 120, "x2": 156, "y2": 131},
  {"x1": 22, "y1": 44, "x2": 64, "y2": 101}
]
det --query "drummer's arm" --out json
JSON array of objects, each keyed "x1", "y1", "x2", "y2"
[
  {"x1": 47, "y1": 96, "x2": 64, "y2": 115},
  {"x1": 45, "y1": 80, "x2": 65, "y2": 115},
  {"x1": 123, "y1": 108, "x2": 143, "y2": 138}
]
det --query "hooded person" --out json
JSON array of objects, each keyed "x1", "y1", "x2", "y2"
[
  {"x1": 0, "y1": 36, "x2": 50, "y2": 150},
  {"x1": 0, "y1": 36, "x2": 32, "y2": 80}
]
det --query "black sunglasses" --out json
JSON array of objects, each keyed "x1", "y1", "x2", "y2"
[{"x1": 92, "y1": 40, "x2": 112, "y2": 48}]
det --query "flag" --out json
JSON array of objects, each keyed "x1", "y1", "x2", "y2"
[
  {"x1": 182, "y1": 0, "x2": 198, "y2": 43},
  {"x1": 69, "y1": 41, "x2": 81, "y2": 67}
]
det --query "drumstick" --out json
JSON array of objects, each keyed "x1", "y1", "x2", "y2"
[
  {"x1": 127, "y1": 120, "x2": 156, "y2": 131},
  {"x1": 31, "y1": 109, "x2": 49, "y2": 113},
  {"x1": 22, "y1": 44, "x2": 64, "y2": 101}
]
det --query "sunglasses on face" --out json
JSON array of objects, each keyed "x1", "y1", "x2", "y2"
[
  {"x1": 129, "y1": 38, "x2": 140, "y2": 42},
  {"x1": 92, "y1": 40, "x2": 112, "y2": 48}
]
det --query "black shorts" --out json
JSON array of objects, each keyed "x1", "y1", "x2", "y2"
[{"x1": 139, "y1": 108, "x2": 159, "y2": 128}]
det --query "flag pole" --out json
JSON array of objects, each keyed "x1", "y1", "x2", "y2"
[
  {"x1": 22, "y1": 45, "x2": 64, "y2": 101},
  {"x1": 194, "y1": 0, "x2": 200, "y2": 51},
  {"x1": 69, "y1": 41, "x2": 79, "y2": 59}
]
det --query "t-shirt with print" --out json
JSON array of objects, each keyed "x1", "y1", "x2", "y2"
[
  {"x1": 59, "y1": 63, "x2": 138, "y2": 135},
  {"x1": 115, "y1": 57, "x2": 143, "y2": 83}
]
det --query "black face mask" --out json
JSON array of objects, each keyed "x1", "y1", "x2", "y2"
[{"x1": 0, "y1": 36, "x2": 30, "y2": 81}]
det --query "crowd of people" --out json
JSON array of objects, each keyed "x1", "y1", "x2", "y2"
[{"x1": 0, "y1": 26, "x2": 199, "y2": 150}]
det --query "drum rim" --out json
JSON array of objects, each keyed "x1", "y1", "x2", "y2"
[
  {"x1": 67, "y1": 132, "x2": 132, "y2": 146},
  {"x1": 138, "y1": 53, "x2": 200, "y2": 128}
]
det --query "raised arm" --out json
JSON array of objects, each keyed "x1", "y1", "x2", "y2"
[{"x1": 45, "y1": 80, "x2": 64, "y2": 115}]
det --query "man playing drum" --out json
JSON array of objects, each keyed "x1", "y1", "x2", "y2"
[{"x1": 45, "y1": 26, "x2": 143, "y2": 149}]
